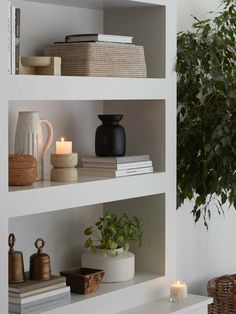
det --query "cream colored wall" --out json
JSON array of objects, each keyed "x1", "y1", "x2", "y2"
[{"x1": 176, "y1": 0, "x2": 236, "y2": 295}]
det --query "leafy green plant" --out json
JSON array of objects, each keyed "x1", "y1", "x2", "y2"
[
  {"x1": 176, "y1": 0, "x2": 236, "y2": 227},
  {"x1": 84, "y1": 212, "x2": 143, "y2": 255}
]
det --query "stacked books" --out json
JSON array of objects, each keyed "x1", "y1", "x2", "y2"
[
  {"x1": 9, "y1": 274, "x2": 70, "y2": 314},
  {"x1": 8, "y1": 1, "x2": 20, "y2": 74},
  {"x1": 78, "y1": 155, "x2": 153, "y2": 178},
  {"x1": 44, "y1": 33, "x2": 147, "y2": 78}
]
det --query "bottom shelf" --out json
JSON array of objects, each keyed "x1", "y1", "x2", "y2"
[
  {"x1": 70, "y1": 272, "x2": 161, "y2": 304},
  {"x1": 117, "y1": 294, "x2": 213, "y2": 314},
  {"x1": 29, "y1": 272, "x2": 163, "y2": 314}
]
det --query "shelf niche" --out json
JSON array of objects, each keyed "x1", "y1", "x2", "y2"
[
  {"x1": 9, "y1": 193, "x2": 165, "y2": 278},
  {"x1": 13, "y1": 0, "x2": 165, "y2": 78},
  {"x1": 9, "y1": 99, "x2": 166, "y2": 184}
]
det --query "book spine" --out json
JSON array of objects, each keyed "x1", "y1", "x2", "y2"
[
  {"x1": 9, "y1": 291, "x2": 71, "y2": 314},
  {"x1": 116, "y1": 155, "x2": 150, "y2": 164},
  {"x1": 78, "y1": 166, "x2": 153, "y2": 177},
  {"x1": 83, "y1": 160, "x2": 153, "y2": 170},
  {"x1": 115, "y1": 167, "x2": 154, "y2": 177},
  {"x1": 8, "y1": 1, "x2": 12, "y2": 74},
  {"x1": 11, "y1": 6, "x2": 15, "y2": 74},
  {"x1": 9, "y1": 274, "x2": 66, "y2": 293},
  {"x1": 9, "y1": 283, "x2": 67, "y2": 299},
  {"x1": 15, "y1": 8, "x2": 20, "y2": 74},
  {"x1": 82, "y1": 155, "x2": 150, "y2": 164},
  {"x1": 10, "y1": 286, "x2": 70, "y2": 304}
]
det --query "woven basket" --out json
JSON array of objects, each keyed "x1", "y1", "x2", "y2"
[
  {"x1": 9, "y1": 153, "x2": 37, "y2": 186},
  {"x1": 208, "y1": 274, "x2": 236, "y2": 314},
  {"x1": 44, "y1": 42, "x2": 147, "y2": 78}
]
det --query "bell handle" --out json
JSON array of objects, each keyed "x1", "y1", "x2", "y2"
[
  {"x1": 35, "y1": 238, "x2": 45, "y2": 253},
  {"x1": 9, "y1": 233, "x2": 16, "y2": 251}
]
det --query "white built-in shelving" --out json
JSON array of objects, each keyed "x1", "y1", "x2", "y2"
[{"x1": 0, "y1": 0, "x2": 212, "y2": 312}]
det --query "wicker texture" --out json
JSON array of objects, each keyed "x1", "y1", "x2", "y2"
[
  {"x1": 9, "y1": 154, "x2": 37, "y2": 186},
  {"x1": 44, "y1": 42, "x2": 147, "y2": 77},
  {"x1": 208, "y1": 274, "x2": 236, "y2": 314}
]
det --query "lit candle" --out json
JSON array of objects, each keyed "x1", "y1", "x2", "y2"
[
  {"x1": 56, "y1": 137, "x2": 72, "y2": 154},
  {"x1": 170, "y1": 281, "x2": 187, "y2": 303}
]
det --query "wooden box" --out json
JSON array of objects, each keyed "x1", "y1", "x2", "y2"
[
  {"x1": 44, "y1": 42, "x2": 147, "y2": 77},
  {"x1": 60, "y1": 268, "x2": 105, "y2": 294}
]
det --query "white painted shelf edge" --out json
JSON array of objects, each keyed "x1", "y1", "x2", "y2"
[
  {"x1": 7, "y1": 172, "x2": 167, "y2": 217},
  {"x1": 20, "y1": 0, "x2": 168, "y2": 10},
  {"x1": 8, "y1": 76, "x2": 170, "y2": 101},
  {"x1": 117, "y1": 294, "x2": 213, "y2": 314}
]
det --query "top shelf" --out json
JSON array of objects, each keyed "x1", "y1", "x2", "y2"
[{"x1": 20, "y1": 0, "x2": 166, "y2": 9}]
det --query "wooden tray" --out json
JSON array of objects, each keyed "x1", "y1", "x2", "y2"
[{"x1": 60, "y1": 267, "x2": 105, "y2": 294}]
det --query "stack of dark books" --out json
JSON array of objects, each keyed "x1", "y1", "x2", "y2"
[
  {"x1": 78, "y1": 155, "x2": 153, "y2": 178},
  {"x1": 9, "y1": 274, "x2": 70, "y2": 314}
]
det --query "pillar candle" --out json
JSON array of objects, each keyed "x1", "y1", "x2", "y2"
[
  {"x1": 56, "y1": 137, "x2": 72, "y2": 154},
  {"x1": 170, "y1": 281, "x2": 187, "y2": 303}
]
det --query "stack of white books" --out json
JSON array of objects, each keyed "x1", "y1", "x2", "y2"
[
  {"x1": 78, "y1": 155, "x2": 153, "y2": 178},
  {"x1": 9, "y1": 273, "x2": 70, "y2": 314}
]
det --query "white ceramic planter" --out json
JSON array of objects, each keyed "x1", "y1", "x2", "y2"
[{"x1": 81, "y1": 247, "x2": 135, "y2": 283}]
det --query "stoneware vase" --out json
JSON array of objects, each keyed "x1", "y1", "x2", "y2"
[
  {"x1": 15, "y1": 111, "x2": 53, "y2": 180},
  {"x1": 81, "y1": 247, "x2": 135, "y2": 283},
  {"x1": 95, "y1": 114, "x2": 126, "y2": 157}
]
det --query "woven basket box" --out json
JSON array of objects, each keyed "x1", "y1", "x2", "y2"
[{"x1": 44, "y1": 42, "x2": 147, "y2": 78}]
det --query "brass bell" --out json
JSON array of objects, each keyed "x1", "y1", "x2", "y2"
[
  {"x1": 8, "y1": 233, "x2": 25, "y2": 283},
  {"x1": 29, "y1": 238, "x2": 51, "y2": 281}
]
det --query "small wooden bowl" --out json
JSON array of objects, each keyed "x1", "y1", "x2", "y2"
[
  {"x1": 60, "y1": 267, "x2": 105, "y2": 294},
  {"x1": 21, "y1": 56, "x2": 52, "y2": 67},
  {"x1": 9, "y1": 154, "x2": 37, "y2": 186}
]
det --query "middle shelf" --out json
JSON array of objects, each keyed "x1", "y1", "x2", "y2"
[
  {"x1": 7, "y1": 172, "x2": 166, "y2": 218},
  {"x1": 8, "y1": 76, "x2": 169, "y2": 101}
]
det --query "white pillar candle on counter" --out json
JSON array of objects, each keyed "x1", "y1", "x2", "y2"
[
  {"x1": 170, "y1": 281, "x2": 187, "y2": 303},
  {"x1": 56, "y1": 137, "x2": 72, "y2": 154}
]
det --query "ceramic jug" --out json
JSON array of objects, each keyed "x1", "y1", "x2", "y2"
[{"x1": 15, "y1": 111, "x2": 53, "y2": 180}]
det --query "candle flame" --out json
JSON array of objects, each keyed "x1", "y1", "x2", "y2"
[{"x1": 61, "y1": 137, "x2": 64, "y2": 142}]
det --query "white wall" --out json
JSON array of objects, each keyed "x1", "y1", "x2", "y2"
[
  {"x1": 176, "y1": 0, "x2": 236, "y2": 295},
  {"x1": 177, "y1": 0, "x2": 219, "y2": 32}
]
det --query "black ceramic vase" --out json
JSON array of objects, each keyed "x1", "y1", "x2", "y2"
[{"x1": 95, "y1": 115, "x2": 126, "y2": 157}]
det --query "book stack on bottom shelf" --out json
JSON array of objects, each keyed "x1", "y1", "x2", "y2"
[
  {"x1": 9, "y1": 274, "x2": 70, "y2": 314},
  {"x1": 78, "y1": 155, "x2": 153, "y2": 178}
]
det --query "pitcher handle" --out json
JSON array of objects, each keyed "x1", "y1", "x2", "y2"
[{"x1": 40, "y1": 119, "x2": 53, "y2": 155}]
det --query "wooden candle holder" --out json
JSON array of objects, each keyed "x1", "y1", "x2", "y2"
[{"x1": 50, "y1": 153, "x2": 78, "y2": 182}]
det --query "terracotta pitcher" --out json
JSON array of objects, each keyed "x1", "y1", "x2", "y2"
[{"x1": 15, "y1": 111, "x2": 53, "y2": 180}]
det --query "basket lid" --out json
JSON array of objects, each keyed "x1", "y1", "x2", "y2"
[{"x1": 9, "y1": 153, "x2": 37, "y2": 169}]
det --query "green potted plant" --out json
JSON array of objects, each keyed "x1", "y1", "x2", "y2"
[
  {"x1": 81, "y1": 212, "x2": 143, "y2": 282},
  {"x1": 176, "y1": 0, "x2": 236, "y2": 227}
]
